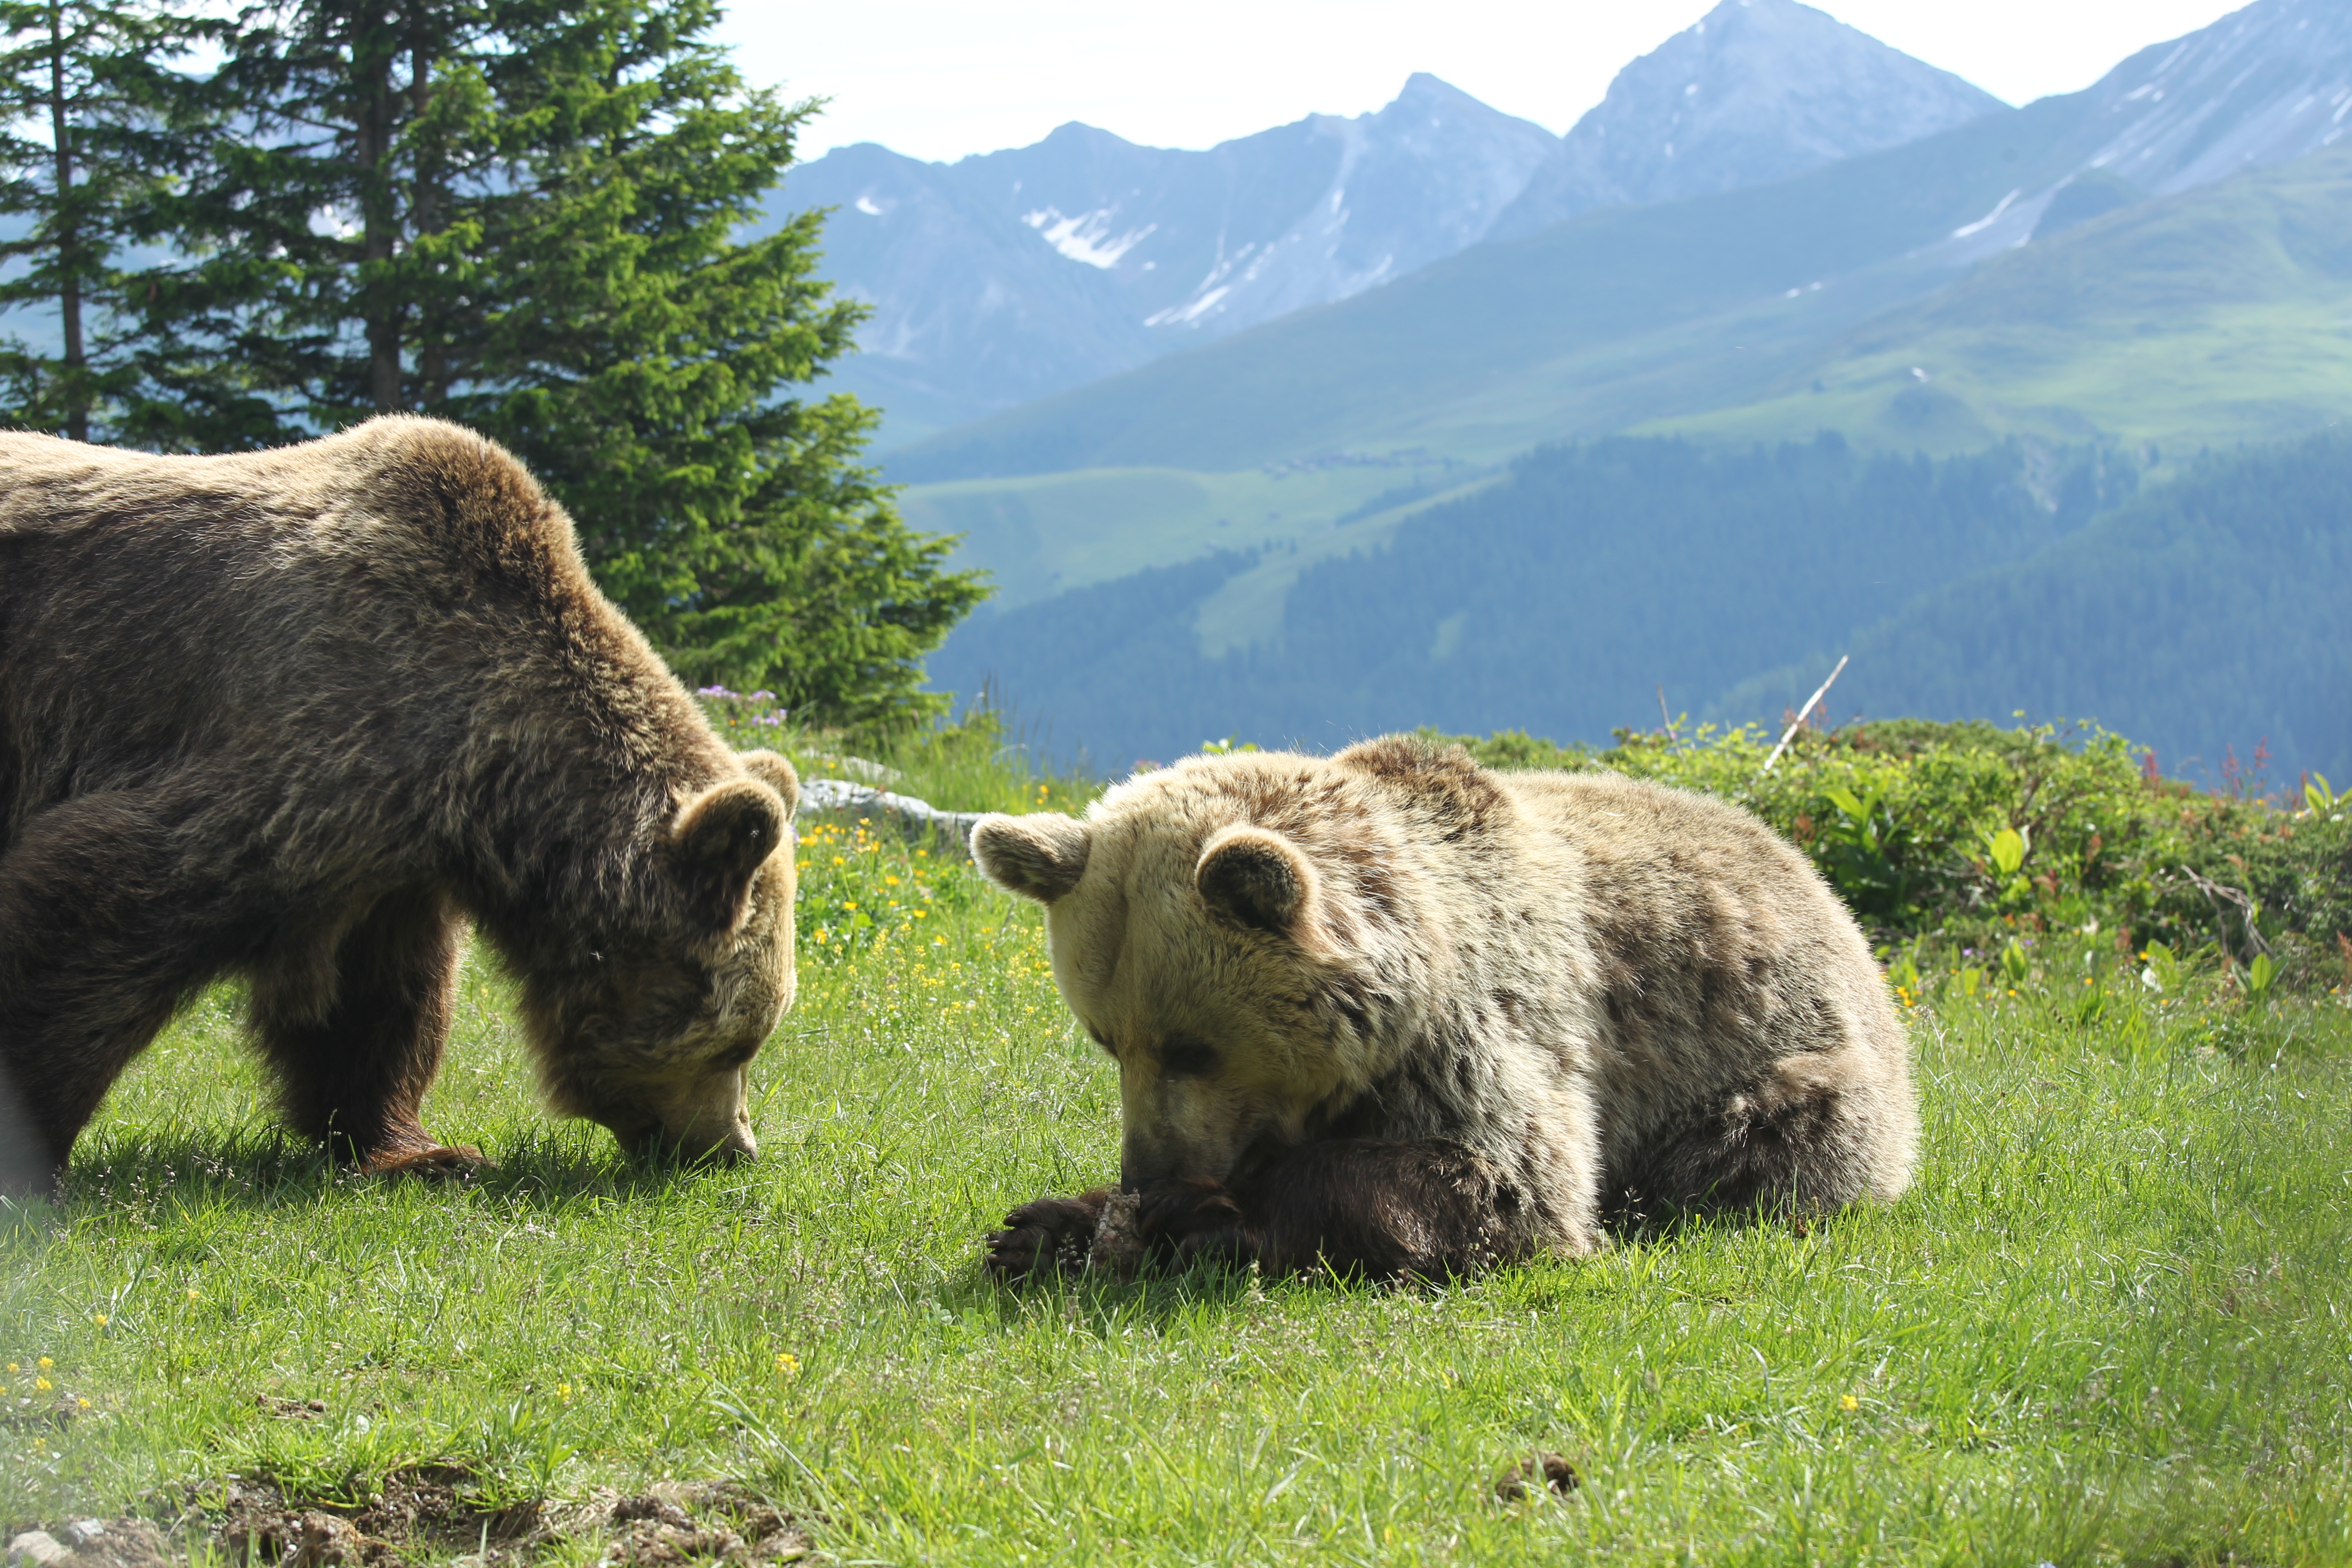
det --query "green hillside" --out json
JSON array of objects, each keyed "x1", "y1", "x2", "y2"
[
  {"x1": 895, "y1": 460, "x2": 1489, "y2": 608},
  {"x1": 1661, "y1": 149, "x2": 2352, "y2": 452},
  {"x1": 931, "y1": 431, "x2": 2349, "y2": 785},
  {"x1": 1723, "y1": 431, "x2": 2352, "y2": 787},
  {"x1": 894, "y1": 142, "x2": 2352, "y2": 604}
]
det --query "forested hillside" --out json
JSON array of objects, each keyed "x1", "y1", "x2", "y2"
[
  {"x1": 933, "y1": 435, "x2": 2138, "y2": 766},
  {"x1": 938, "y1": 430, "x2": 2348, "y2": 782},
  {"x1": 1730, "y1": 431, "x2": 2352, "y2": 786}
]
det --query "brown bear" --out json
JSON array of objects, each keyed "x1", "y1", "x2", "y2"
[
  {"x1": 972, "y1": 737, "x2": 1916, "y2": 1281},
  {"x1": 0, "y1": 416, "x2": 799, "y2": 1195}
]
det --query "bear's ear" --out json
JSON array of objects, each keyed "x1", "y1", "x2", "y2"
[
  {"x1": 971, "y1": 812, "x2": 1091, "y2": 903},
  {"x1": 1196, "y1": 824, "x2": 1317, "y2": 938},
  {"x1": 735, "y1": 749, "x2": 799, "y2": 819},
  {"x1": 671, "y1": 778, "x2": 787, "y2": 933}
]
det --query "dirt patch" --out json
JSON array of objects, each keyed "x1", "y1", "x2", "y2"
[
  {"x1": 1492, "y1": 1450, "x2": 1579, "y2": 1503},
  {"x1": 9, "y1": 1470, "x2": 811, "y2": 1568},
  {"x1": 253, "y1": 1397, "x2": 327, "y2": 1422},
  {"x1": 553, "y1": 1483, "x2": 809, "y2": 1567}
]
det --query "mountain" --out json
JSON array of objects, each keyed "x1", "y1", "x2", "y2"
[
  {"x1": 1488, "y1": 0, "x2": 2004, "y2": 241},
  {"x1": 886, "y1": 97, "x2": 2091, "y2": 482},
  {"x1": 887, "y1": 0, "x2": 2352, "y2": 487},
  {"x1": 771, "y1": 76, "x2": 1556, "y2": 441}
]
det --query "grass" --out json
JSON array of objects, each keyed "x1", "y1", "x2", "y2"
[{"x1": 5, "y1": 789, "x2": 2351, "y2": 1565}]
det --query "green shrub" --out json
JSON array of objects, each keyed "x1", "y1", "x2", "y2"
[{"x1": 1442, "y1": 717, "x2": 2351, "y2": 993}]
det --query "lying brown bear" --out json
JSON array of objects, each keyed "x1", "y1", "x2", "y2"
[
  {"x1": 0, "y1": 417, "x2": 797, "y2": 1194},
  {"x1": 973, "y1": 737, "x2": 1916, "y2": 1281}
]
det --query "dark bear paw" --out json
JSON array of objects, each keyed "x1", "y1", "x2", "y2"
[
  {"x1": 983, "y1": 1189, "x2": 1110, "y2": 1282},
  {"x1": 1135, "y1": 1177, "x2": 1254, "y2": 1269}
]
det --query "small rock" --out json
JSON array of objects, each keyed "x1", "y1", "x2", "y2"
[
  {"x1": 796, "y1": 780, "x2": 983, "y2": 861},
  {"x1": 7, "y1": 1531, "x2": 68, "y2": 1567},
  {"x1": 1493, "y1": 1451, "x2": 1579, "y2": 1502},
  {"x1": 57, "y1": 1519, "x2": 172, "y2": 1568}
]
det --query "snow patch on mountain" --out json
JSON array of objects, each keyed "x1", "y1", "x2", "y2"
[{"x1": 1022, "y1": 207, "x2": 1157, "y2": 269}]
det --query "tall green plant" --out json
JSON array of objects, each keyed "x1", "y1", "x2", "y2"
[
  {"x1": 0, "y1": 0, "x2": 214, "y2": 440},
  {"x1": 123, "y1": 0, "x2": 986, "y2": 729}
]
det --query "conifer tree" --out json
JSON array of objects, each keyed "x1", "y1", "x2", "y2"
[
  {"x1": 128, "y1": 0, "x2": 986, "y2": 729},
  {"x1": 0, "y1": 0, "x2": 213, "y2": 441}
]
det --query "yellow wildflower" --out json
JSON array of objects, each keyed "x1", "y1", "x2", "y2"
[{"x1": 1839, "y1": 1395, "x2": 1859, "y2": 1410}]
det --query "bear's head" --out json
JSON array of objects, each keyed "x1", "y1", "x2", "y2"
[
  {"x1": 520, "y1": 749, "x2": 800, "y2": 1164},
  {"x1": 973, "y1": 752, "x2": 1432, "y2": 1191}
]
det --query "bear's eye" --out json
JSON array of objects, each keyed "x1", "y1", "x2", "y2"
[{"x1": 1159, "y1": 1037, "x2": 1219, "y2": 1078}]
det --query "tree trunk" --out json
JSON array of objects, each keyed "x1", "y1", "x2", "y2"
[
  {"x1": 49, "y1": 0, "x2": 86, "y2": 443},
  {"x1": 409, "y1": 31, "x2": 446, "y2": 409},
  {"x1": 355, "y1": 7, "x2": 403, "y2": 413}
]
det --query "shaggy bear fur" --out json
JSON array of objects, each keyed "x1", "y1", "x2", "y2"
[
  {"x1": 972, "y1": 737, "x2": 1916, "y2": 1281},
  {"x1": 0, "y1": 417, "x2": 799, "y2": 1194}
]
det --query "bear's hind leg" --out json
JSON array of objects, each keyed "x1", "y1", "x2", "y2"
[
  {"x1": 1611, "y1": 1052, "x2": 1884, "y2": 1223},
  {"x1": 250, "y1": 886, "x2": 475, "y2": 1175},
  {"x1": 0, "y1": 792, "x2": 238, "y2": 1193}
]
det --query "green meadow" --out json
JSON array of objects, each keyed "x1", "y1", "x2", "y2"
[{"x1": 3, "y1": 730, "x2": 2348, "y2": 1566}]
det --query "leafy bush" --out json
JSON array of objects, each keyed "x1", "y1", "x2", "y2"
[{"x1": 1429, "y1": 717, "x2": 2352, "y2": 993}]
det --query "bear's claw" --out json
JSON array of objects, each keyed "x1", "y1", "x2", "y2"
[
  {"x1": 364, "y1": 1144, "x2": 490, "y2": 1180},
  {"x1": 983, "y1": 1189, "x2": 1110, "y2": 1282}
]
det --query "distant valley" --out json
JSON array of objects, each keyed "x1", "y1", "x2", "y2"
[{"x1": 802, "y1": 0, "x2": 2352, "y2": 785}]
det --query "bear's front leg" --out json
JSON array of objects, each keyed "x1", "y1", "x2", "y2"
[
  {"x1": 250, "y1": 887, "x2": 485, "y2": 1177},
  {"x1": 983, "y1": 1188, "x2": 1112, "y2": 1281},
  {"x1": 1138, "y1": 1138, "x2": 1521, "y2": 1282}
]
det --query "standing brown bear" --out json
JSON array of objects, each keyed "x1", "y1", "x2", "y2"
[
  {"x1": 973, "y1": 737, "x2": 1916, "y2": 1281},
  {"x1": 0, "y1": 417, "x2": 799, "y2": 1195}
]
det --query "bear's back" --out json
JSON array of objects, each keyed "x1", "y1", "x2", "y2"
[{"x1": 0, "y1": 419, "x2": 718, "y2": 840}]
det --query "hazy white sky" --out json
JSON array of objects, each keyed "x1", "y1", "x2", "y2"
[{"x1": 715, "y1": 0, "x2": 2251, "y2": 164}]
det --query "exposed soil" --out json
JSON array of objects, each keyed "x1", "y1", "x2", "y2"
[
  {"x1": 8, "y1": 1470, "x2": 811, "y2": 1568},
  {"x1": 1492, "y1": 1450, "x2": 1579, "y2": 1503}
]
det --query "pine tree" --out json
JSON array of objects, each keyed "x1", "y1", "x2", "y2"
[
  {"x1": 126, "y1": 0, "x2": 986, "y2": 728},
  {"x1": 0, "y1": 0, "x2": 214, "y2": 441}
]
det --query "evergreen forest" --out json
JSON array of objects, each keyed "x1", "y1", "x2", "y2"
[
  {"x1": 0, "y1": 0, "x2": 982, "y2": 729},
  {"x1": 932, "y1": 431, "x2": 2348, "y2": 785}
]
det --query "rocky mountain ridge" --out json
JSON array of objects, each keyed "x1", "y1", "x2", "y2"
[
  {"x1": 771, "y1": 0, "x2": 2008, "y2": 442},
  {"x1": 1489, "y1": 0, "x2": 2003, "y2": 239}
]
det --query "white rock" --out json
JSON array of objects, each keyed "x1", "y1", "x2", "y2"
[{"x1": 797, "y1": 780, "x2": 983, "y2": 861}]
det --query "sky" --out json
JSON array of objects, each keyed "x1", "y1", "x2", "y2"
[{"x1": 716, "y1": 0, "x2": 2253, "y2": 165}]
